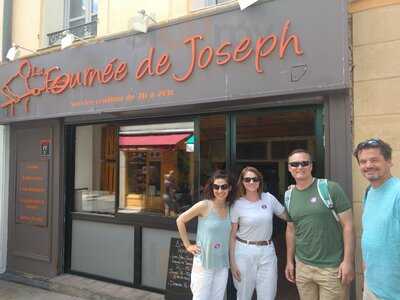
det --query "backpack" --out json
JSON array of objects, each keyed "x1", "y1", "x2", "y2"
[{"x1": 284, "y1": 178, "x2": 340, "y2": 222}]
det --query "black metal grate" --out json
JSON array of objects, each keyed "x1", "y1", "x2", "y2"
[{"x1": 47, "y1": 19, "x2": 97, "y2": 46}]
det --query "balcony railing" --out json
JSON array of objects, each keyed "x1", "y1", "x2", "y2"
[{"x1": 47, "y1": 20, "x2": 97, "y2": 46}]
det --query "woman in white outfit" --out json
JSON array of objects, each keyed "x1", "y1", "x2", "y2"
[
  {"x1": 177, "y1": 170, "x2": 235, "y2": 300},
  {"x1": 230, "y1": 166, "x2": 287, "y2": 300}
]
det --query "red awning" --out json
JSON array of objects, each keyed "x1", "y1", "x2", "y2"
[{"x1": 119, "y1": 133, "x2": 191, "y2": 147}]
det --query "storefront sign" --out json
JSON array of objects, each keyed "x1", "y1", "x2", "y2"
[
  {"x1": 165, "y1": 238, "x2": 193, "y2": 300},
  {"x1": 0, "y1": 20, "x2": 302, "y2": 116},
  {"x1": 40, "y1": 139, "x2": 51, "y2": 158},
  {"x1": 0, "y1": 0, "x2": 348, "y2": 122},
  {"x1": 16, "y1": 161, "x2": 48, "y2": 226}
]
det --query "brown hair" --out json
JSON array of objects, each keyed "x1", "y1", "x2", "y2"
[
  {"x1": 236, "y1": 166, "x2": 263, "y2": 199},
  {"x1": 353, "y1": 138, "x2": 392, "y2": 162},
  {"x1": 203, "y1": 170, "x2": 235, "y2": 206}
]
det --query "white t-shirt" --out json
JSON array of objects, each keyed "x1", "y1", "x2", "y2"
[{"x1": 231, "y1": 192, "x2": 285, "y2": 241}]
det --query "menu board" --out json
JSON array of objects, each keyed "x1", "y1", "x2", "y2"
[
  {"x1": 16, "y1": 161, "x2": 49, "y2": 226},
  {"x1": 165, "y1": 238, "x2": 193, "y2": 300}
]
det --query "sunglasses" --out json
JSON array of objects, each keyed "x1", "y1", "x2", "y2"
[
  {"x1": 358, "y1": 138, "x2": 382, "y2": 147},
  {"x1": 288, "y1": 161, "x2": 311, "y2": 168},
  {"x1": 243, "y1": 177, "x2": 260, "y2": 183},
  {"x1": 212, "y1": 184, "x2": 229, "y2": 191}
]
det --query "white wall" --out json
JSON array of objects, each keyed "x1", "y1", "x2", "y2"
[
  {"x1": 0, "y1": 0, "x2": 4, "y2": 63},
  {"x1": 40, "y1": 0, "x2": 65, "y2": 48},
  {"x1": 0, "y1": 125, "x2": 10, "y2": 273},
  {"x1": 75, "y1": 126, "x2": 94, "y2": 190},
  {"x1": 12, "y1": 0, "x2": 41, "y2": 52},
  {"x1": 97, "y1": 0, "x2": 188, "y2": 36},
  {"x1": 92, "y1": 125, "x2": 103, "y2": 190}
]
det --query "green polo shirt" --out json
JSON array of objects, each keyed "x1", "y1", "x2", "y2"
[{"x1": 286, "y1": 180, "x2": 351, "y2": 267}]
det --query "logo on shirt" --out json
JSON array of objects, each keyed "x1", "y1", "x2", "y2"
[
  {"x1": 261, "y1": 204, "x2": 267, "y2": 209},
  {"x1": 309, "y1": 197, "x2": 318, "y2": 204},
  {"x1": 213, "y1": 243, "x2": 221, "y2": 249}
]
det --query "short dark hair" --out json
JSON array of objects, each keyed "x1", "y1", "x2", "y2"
[
  {"x1": 288, "y1": 148, "x2": 313, "y2": 162},
  {"x1": 203, "y1": 170, "x2": 236, "y2": 206},
  {"x1": 353, "y1": 138, "x2": 392, "y2": 162}
]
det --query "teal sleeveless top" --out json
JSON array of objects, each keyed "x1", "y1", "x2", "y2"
[{"x1": 196, "y1": 201, "x2": 231, "y2": 269}]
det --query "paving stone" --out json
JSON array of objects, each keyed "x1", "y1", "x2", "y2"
[{"x1": 0, "y1": 272, "x2": 163, "y2": 300}]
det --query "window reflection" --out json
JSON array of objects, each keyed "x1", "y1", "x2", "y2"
[
  {"x1": 199, "y1": 115, "x2": 226, "y2": 193},
  {"x1": 74, "y1": 124, "x2": 116, "y2": 214},
  {"x1": 119, "y1": 122, "x2": 195, "y2": 216}
]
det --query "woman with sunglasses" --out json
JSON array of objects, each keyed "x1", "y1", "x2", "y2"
[
  {"x1": 177, "y1": 170, "x2": 235, "y2": 300},
  {"x1": 230, "y1": 166, "x2": 287, "y2": 300}
]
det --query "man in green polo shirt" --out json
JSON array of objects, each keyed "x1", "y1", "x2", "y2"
[{"x1": 285, "y1": 149, "x2": 355, "y2": 300}]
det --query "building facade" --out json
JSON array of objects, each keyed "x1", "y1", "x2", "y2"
[
  {"x1": 4, "y1": 0, "x2": 394, "y2": 299},
  {"x1": 350, "y1": 0, "x2": 400, "y2": 299}
]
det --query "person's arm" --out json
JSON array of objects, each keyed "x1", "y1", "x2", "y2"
[
  {"x1": 176, "y1": 201, "x2": 207, "y2": 255},
  {"x1": 337, "y1": 209, "x2": 355, "y2": 285},
  {"x1": 285, "y1": 222, "x2": 296, "y2": 283},
  {"x1": 229, "y1": 223, "x2": 241, "y2": 281},
  {"x1": 277, "y1": 210, "x2": 289, "y2": 221},
  {"x1": 269, "y1": 193, "x2": 288, "y2": 221}
]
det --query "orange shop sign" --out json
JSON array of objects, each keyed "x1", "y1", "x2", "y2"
[{"x1": 0, "y1": 20, "x2": 303, "y2": 116}]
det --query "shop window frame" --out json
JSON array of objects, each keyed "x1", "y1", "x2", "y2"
[
  {"x1": 64, "y1": 103, "x2": 326, "y2": 297},
  {"x1": 65, "y1": 115, "x2": 201, "y2": 229}
]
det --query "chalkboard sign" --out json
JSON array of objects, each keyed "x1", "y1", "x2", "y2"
[{"x1": 165, "y1": 237, "x2": 194, "y2": 300}]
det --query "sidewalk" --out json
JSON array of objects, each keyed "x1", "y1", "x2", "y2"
[
  {"x1": 0, "y1": 279, "x2": 85, "y2": 300},
  {"x1": 0, "y1": 272, "x2": 163, "y2": 300}
]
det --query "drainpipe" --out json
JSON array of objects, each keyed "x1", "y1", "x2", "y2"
[{"x1": 2, "y1": 0, "x2": 13, "y2": 61}]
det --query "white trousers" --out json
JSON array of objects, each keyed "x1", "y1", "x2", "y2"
[
  {"x1": 190, "y1": 257, "x2": 229, "y2": 300},
  {"x1": 233, "y1": 242, "x2": 277, "y2": 300}
]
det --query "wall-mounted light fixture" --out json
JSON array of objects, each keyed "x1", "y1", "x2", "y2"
[
  {"x1": 238, "y1": 0, "x2": 260, "y2": 10},
  {"x1": 132, "y1": 9, "x2": 156, "y2": 33},
  {"x1": 61, "y1": 30, "x2": 89, "y2": 50},
  {"x1": 6, "y1": 43, "x2": 36, "y2": 61}
]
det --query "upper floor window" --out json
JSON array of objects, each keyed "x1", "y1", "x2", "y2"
[
  {"x1": 47, "y1": 0, "x2": 98, "y2": 46},
  {"x1": 66, "y1": 0, "x2": 98, "y2": 28},
  {"x1": 190, "y1": 0, "x2": 233, "y2": 11}
]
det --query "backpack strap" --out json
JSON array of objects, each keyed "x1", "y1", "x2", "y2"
[
  {"x1": 317, "y1": 179, "x2": 340, "y2": 222},
  {"x1": 284, "y1": 188, "x2": 293, "y2": 212},
  {"x1": 363, "y1": 185, "x2": 371, "y2": 204}
]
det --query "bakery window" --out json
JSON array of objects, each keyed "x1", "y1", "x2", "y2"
[
  {"x1": 118, "y1": 122, "x2": 196, "y2": 217},
  {"x1": 74, "y1": 124, "x2": 117, "y2": 214}
]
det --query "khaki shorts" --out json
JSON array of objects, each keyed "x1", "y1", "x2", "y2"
[{"x1": 295, "y1": 259, "x2": 347, "y2": 300}]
